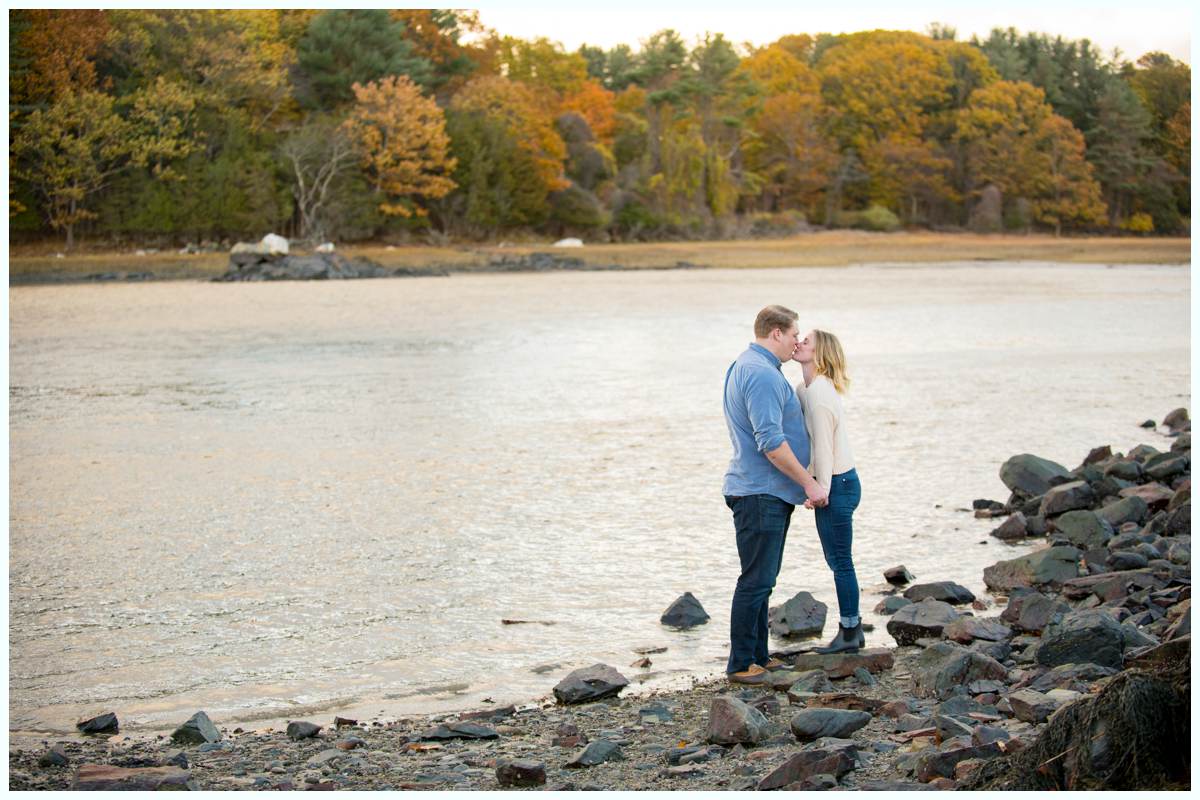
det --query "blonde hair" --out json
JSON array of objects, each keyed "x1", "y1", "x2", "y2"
[{"x1": 811, "y1": 329, "x2": 851, "y2": 394}]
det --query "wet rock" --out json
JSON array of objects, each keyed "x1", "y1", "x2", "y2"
[
  {"x1": 287, "y1": 721, "x2": 322, "y2": 741},
  {"x1": 1049, "y1": 510, "x2": 1113, "y2": 549},
  {"x1": 1163, "y1": 407, "x2": 1190, "y2": 433},
  {"x1": 942, "y1": 616, "x2": 1012, "y2": 643},
  {"x1": 790, "y1": 708, "x2": 871, "y2": 741},
  {"x1": 876, "y1": 596, "x2": 913, "y2": 615},
  {"x1": 1168, "y1": 481, "x2": 1190, "y2": 510},
  {"x1": 785, "y1": 668, "x2": 835, "y2": 695},
  {"x1": 1146, "y1": 455, "x2": 1189, "y2": 482},
  {"x1": 706, "y1": 696, "x2": 769, "y2": 745},
  {"x1": 1036, "y1": 609, "x2": 1147, "y2": 669},
  {"x1": 419, "y1": 721, "x2": 499, "y2": 741},
  {"x1": 1107, "y1": 551, "x2": 1149, "y2": 571},
  {"x1": 1028, "y1": 662, "x2": 1117, "y2": 692},
  {"x1": 887, "y1": 598, "x2": 961, "y2": 645},
  {"x1": 1096, "y1": 496, "x2": 1149, "y2": 529},
  {"x1": 1119, "y1": 483, "x2": 1174, "y2": 510},
  {"x1": 982, "y1": 546, "x2": 1081, "y2": 591},
  {"x1": 885, "y1": 565, "x2": 916, "y2": 585},
  {"x1": 565, "y1": 741, "x2": 623, "y2": 768},
  {"x1": 1104, "y1": 459, "x2": 1144, "y2": 481},
  {"x1": 999, "y1": 593, "x2": 1068, "y2": 633},
  {"x1": 553, "y1": 664, "x2": 629, "y2": 704},
  {"x1": 552, "y1": 722, "x2": 588, "y2": 748},
  {"x1": 1140, "y1": 419, "x2": 1157, "y2": 429},
  {"x1": 934, "y1": 714, "x2": 975, "y2": 741},
  {"x1": 71, "y1": 765, "x2": 191, "y2": 791},
  {"x1": 769, "y1": 591, "x2": 828, "y2": 637},
  {"x1": 171, "y1": 711, "x2": 221, "y2": 745},
  {"x1": 912, "y1": 641, "x2": 1009, "y2": 699},
  {"x1": 903, "y1": 582, "x2": 976, "y2": 605},
  {"x1": 38, "y1": 745, "x2": 69, "y2": 768},
  {"x1": 1005, "y1": 689, "x2": 1059, "y2": 724},
  {"x1": 660, "y1": 592, "x2": 709, "y2": 629},
  {"x1": 757, "y1": 748, "x2": 854, "y2": 790},
  {"x1": 854, "y1": 666, "x2": 878, "y2": 686},
  {"x1": 787, "y1": 647, "x2": 895, "y2": 678},
  {"x1": 999, "y1": 454, "x2": 1072, "y2": 497},
  {"x1": 990, "y1": 513, "x2": 1028, "y2": 542},
  {"x1": 914, "y1": 742, "x2": 1002, "y2": 783},
  {"x1": 495, "y1": 759, "x2": 546, "y2": 787},
  {"x1": 75, "y1": 712, "x2": 118, "y2": 735},
  {"x1": 1039, "y1": 481, "x2": 1095, "y2": 516},
  {"x1": 1171, "y1": 433, "x2": 1191, "y2": 452},
  {"x1": 1166, "y1": 502, "x2": 1190, "y2": 536}
]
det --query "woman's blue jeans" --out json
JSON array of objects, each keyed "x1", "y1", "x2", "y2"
[
  {"x1": 724, "y1": 494, "x2": 793, "y2": 673},
  {"x1": 814, "y1": 469, "x2": 862, "y2": 626}
]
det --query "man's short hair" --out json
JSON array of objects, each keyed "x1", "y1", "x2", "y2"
[{"x1": 754, "y1": 305, "x2": 799, "y2": 338}]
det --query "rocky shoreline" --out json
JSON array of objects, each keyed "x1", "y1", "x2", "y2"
[{"x1": 9, "y1": 410, "x2": 1190, "y2": 791}]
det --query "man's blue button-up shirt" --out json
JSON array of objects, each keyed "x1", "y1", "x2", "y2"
[{"x1": 722, "y1": 343, "x2": 812, "y2": 506}]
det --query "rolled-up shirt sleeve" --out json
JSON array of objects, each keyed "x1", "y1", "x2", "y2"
[{"x1": 743, "y1": 369, "x2": 787, "y2": 453}]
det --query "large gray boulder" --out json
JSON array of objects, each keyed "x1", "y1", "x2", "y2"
[
  {"x1": 1039, "y1": 481, "x2": 1095, "y2": 516},
  {"x1": 1096, "y1": 496, "x2": 1149, "y2": 528},
  {"x1": 1000, "y1": 454, "x2": 1072, "y2": 497},
  {"x1": 999, "y1": 592, "x2": 1068, "y2": 633},
  {"x1": 553, "y1": 664, "x2": 629, "y2": 704},
  {"x1": 991, "y1": 513, "x2": 1028, "y2": 542},
  {"x1": 706, "y1": 696, "x2": 769, "y2": 745},
  {"x1": 1163, "y1": 407, "x2": 1190, "y2": 433},
  {"x1": 887, "y1": 598, "x2": 960, "y2": 645},
  {"x1": 660, "y1": 592, "x2": 710, "y2": 629},
  {"x1": 912, "y1": 641, "x2": 1009, "y2": 699},
  {"x1": 982, "y1": 546, "x2": 1081, "y2": 591},
  {"x1": 789, "y1": 708, "x2": 871, "y2": 741},
  {"x1": 1036, "y1": 609, "x2": 1157, "y2": 669},
  {"x1": 768, "y1": 591, "x2": 827, "y2": 638},
  {"x1": 1050, "y1": 510, "x2": 1114, "y2": 549},
  {"x1": 903, "y1": 581, "x2": 975, "y2": 605}
]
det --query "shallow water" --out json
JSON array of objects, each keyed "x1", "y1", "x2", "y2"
[{"x1": 9, "y1": 261, "x2": 1190, "y2": 734}]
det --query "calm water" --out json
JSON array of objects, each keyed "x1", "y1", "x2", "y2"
[{"x1": 9, "y1": 262, "x2": 1190, "y2": 735}]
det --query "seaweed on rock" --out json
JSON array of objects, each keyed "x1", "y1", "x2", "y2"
[{"x1": 961, "y1": 641, "x2": 1190, "y2": 790}]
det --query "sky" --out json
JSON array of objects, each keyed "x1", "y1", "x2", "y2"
[{"x1": 469, "y1": 0, "x2": 1193, "y2": 64}]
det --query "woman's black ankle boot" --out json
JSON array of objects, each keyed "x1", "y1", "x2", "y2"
[{"x1": 815, "y1": 622, "x2": 864, "y2": 654}]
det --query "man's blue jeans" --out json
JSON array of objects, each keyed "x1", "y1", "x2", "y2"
[
  {"x1": 813, "y1": 468, "x2": 862, "y2": 626},
  {"x1": 725, "y1": 493, "x2": 794, "y2": 673}
]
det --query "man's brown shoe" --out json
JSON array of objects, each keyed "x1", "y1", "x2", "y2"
[
  {"x1": 763, "y1": 657, "x2": 789, "y2": 671},
  {"x1": 727, "y1": 664, "x2": 769, "y2": 684}
]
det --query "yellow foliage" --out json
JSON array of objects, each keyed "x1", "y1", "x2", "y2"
[
  {"x1": 451, "y1": 75, "x2": 568, "y2": 192},
  {"x1": 343, "y1": 75, "x2": 457, "y2": 217},
  {"x1": 560, "y1": 80, "x2": 617, "y2": 142}
]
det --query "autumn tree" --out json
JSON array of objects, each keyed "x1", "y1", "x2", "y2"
[
  {"x1": 739, "y1": 43, "x2": 836, "y2": 215},
  {"x1": 11, "y1": 87, "x2": 195, "y2": 248},
  {"x1": 441, "y1": 76, "x2": 568, "y2": 233},
  {"x1": 956, "y1": 80, "x2": 1105, "y2": 234},
  {"x1": 342, "y1": 76, "x2": 456, "y2": 219},
  {"x1": 9, "y1": 9, "x2": 109, "y2": 108}
]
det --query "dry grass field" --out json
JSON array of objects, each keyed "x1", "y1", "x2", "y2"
[{"x1": 8, "y1": 231, "x2": 1190, "y2": 283}]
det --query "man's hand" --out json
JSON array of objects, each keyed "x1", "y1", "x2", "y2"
[{"x1": 803, "y1": 484, "x2": 829, "y2": 509}]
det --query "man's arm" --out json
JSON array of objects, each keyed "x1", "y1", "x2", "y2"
[{"x1": 765, "y1": 441, "x2": 829, "y2": 507}]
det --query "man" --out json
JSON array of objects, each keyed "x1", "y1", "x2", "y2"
[{"x1": 722, "y1": 305, "x2": 828, "y2": 684}]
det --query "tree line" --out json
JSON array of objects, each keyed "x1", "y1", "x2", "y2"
[{"x1": 8, "y1": 10, "x2": 1191, "y2": 249}]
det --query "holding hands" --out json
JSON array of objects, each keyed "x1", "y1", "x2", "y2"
[{"x1": 804, "y1": 483, "x2": 829, "y2": 509}]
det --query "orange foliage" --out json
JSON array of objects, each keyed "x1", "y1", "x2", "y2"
[
  {"x1": 560, "y1": 80, "x2": 617, "y2": 141},
  {"x1": 12, "y1": 10, "x2": 109, "y2": 104}
]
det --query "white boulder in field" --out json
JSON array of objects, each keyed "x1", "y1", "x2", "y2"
[
  {"x1": 261, "y1": 233, "x2": 289, "y2": 255},
  {"x1": 553, "y1": 238, "x2": 583, "y2": 248},
  {"x1": 316, "y1": 242, "x2": 336, "y2": 253}
]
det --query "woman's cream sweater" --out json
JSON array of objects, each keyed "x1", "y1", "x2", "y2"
[{"x1": 796, "y1": 375, "x2": 855, "y2": 490}]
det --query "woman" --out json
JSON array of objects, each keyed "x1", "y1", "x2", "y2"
[{"x1": 793, "y1": 329, "x2": 863, "y2": 654}]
